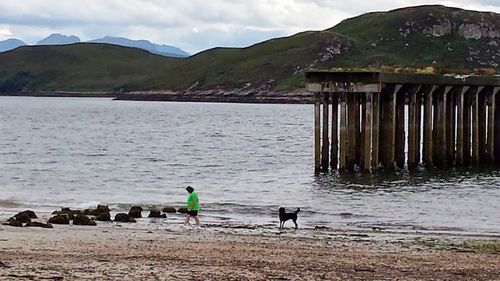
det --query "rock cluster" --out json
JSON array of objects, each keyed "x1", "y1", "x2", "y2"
[
  {"x1": 2, "y1": 210, "x2": 52, "y2": 228},
  {"x1": 3, "y1": 204, "x2": 182, "y2": 228}
]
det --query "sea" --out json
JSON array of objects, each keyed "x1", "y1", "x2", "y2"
[{"x1": 1, "y1": 96, "x2": 499, "y2": 235}]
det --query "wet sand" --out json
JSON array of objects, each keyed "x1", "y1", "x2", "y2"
[{"x1": 0, "y1": 224, "x2": 499, "y2": 281}]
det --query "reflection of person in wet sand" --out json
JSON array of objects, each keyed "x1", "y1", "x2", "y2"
[{"x1": 184, "y1": 186, "x2": 200, "y2": 226}]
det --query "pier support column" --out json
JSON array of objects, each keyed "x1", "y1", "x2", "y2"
[
  {"x1": 487, "y1": 87, "x2": 496, "y2": 163},
  {"x1": 380, "y1": 85, "x2": 400, "y2": 170},
  {"x1": 464, "y1": 87, "x2": 475, "y2": 165},
  {"x1": 447, "y1": 87, "x2": 456, "y2": 165},
  {"x1": 330, "y1": 93, "x2": 339, "y2": 170},
  {"x1": 408, "y1": 86, "x2": 421, "y2": 169},
  {"x1": 456, "y1": 86, "x2": 468, "y2": 165},
  {"x1": 363, "y1": 93, "x2": 373, "y2": 172},
  {"x1": 478, "y1": 88, "x2": 488, "y2": 163},
  {"x1": 395, "y1": 88, "x2": 406, "y2": 169},
  {"x1": 495, "y1": 87, "x2": 500, "y2": 163},
  {"x1": 339, "y1": 94, "x2": 348, "y2": 171},
  {"x1": 472, "y1": 87, "x2": 484, "y2": 164},
  {"x1": 347, "y1": 95, "x2": 358, "y2": 171},
  {"x1": 360, "y1": 96, "x2": 366, "y2": 169},
  {"x1": 353, "y1": 95, "x2": 361, "y2": 169},
  {"x1": 423, "y1": 86, "x2": 437, "y2": 168},
  {"x1": 416, "y1": 91, "x2": 422, "y2": 165},
  {"x1": 434, "y1": 86, "x2": 451, "y2": 167},
  {"x1": 371, "y1": 92, "x2": 380, "y2": 171},
  {"x1": 314, "y1": 92, "x2": 321, "y2": 172},
  {"x1": 321, "y1": 92, "x2": 330, "y2": 171}
]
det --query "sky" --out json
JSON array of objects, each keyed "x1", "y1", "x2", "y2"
[{"x1": 0, "y1": 0, "x2": 499, "y2": 54}]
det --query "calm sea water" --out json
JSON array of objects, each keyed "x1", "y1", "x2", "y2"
[{"x1": 1, "y1": 97, "x2": 499, "y2": 234}]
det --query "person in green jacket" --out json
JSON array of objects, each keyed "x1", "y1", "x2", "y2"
[{"x1": 184, "y1": 186, "x2": 200, "y2": 226}]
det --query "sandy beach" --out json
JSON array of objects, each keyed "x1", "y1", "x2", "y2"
[{"x1": 1, "y1": 222, "x2": 499, "y2": 281}]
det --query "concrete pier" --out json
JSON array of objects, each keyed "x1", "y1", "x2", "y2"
[{"x1": 307, "y1": 71, "x2": 500, "y2": 172}]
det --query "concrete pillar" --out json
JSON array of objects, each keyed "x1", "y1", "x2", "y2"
[
  {"x1": 494, "y1": 87, "x2": 500, "y2": 163},
  {"x1": 371, "y1": 92, "x2": 380, "y2": 171},
  {"x1": 478, "y1": 88, "x2": 487, "y2": 163},
  {"x1": 380, "y1": 85, "x2": 400, "y2": 170},
  {"x1": 330, "y1": 93, "x2": 339, "y2": 169},
  {"x1": 314, "y1": 92, "x2": 321, "y2": 172},
  {"x1": 339, "y1": 94, "x2": 347, "y2": 171},
  {"x1": 423, "y1": 86, "x2": 437, "y2": 168},
  {"x1": 321, "y1": 92, "x2": 330, "y2": 171},
  {"x1": 456, "y1": 86, "x2": 468, "y2": 165},
  {"x1": 446, "y1": 87, "x2": 456, "y2": 165},
  {"x1": 364, "y1": 93, "x2": 373, "y2": 172},
  {"x1": 395, "y1": 89, "x2": 406, "y2": 168},
  {"x1": 487, "y1": 87, "x2": 495, "y2": 163},
  {"x1": 408, "y1": 86, "x2": 421, "y2": 169},
  {"x1": 347, "y1": 95, "x2": 358, "y2": 171}
]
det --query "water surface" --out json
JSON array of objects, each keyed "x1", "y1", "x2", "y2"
[{"x1": 1, "y1": 97, "x2": 499, "y2": 234}]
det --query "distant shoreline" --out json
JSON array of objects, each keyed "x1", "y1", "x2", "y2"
[{"x1": 0, "y1": 90, "x2": 314, "y2": 104}]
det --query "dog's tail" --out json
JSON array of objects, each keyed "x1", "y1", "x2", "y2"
[{"x1": 295, "y1": 208, "x2": 300, "y2": 214}]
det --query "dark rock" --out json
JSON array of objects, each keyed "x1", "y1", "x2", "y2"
[
  {"x1": 73, "y1": 214, "x2": 97, "y2": 226},
  {"x1": 177, "y1": 207, "x2": 188, "y2": 214},
  {"x1": 48, "y1": 214, "x2": 70, "y2": 225},
  {"x1": 114, "y1": 213, "x2": 137, "y2": 223},
  {"x1": 26, "y1": 222, "x2": 53, "y2": 228},
  {"x1": 52, "y1": 208, "x2": 78, "y2": 220},
  {"x1": 5, "y1": 220, "x2": 23, "y2": 227},
  {"x1": 148, "y1": 210, "x2": 166, "y2": 218},
  {"x1": 128, "y1": 206, "x2": 142, "y2": 218},
  {"x1": 162, "y1": 206, "x2": 177, "y2": 213},
  {"x1": 83, "y1": 208, "x2": 97, "y2": 216},
  {"x1": 95, "y1": 213, "x2": 111, "y2": 221},
  {"x1": 18, "y1": 210, "x2": 37, "y2": 219},
  {"x1": 11, "y1": 210, "x2": 37, "y2": 224},
  {"x1": 96, "y1": 204, "x2": 110, "y2": 213},
  {"x1": 13, "y1": 214, "x2": 31, "y2": 224}
]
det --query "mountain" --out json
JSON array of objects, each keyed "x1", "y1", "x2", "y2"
[
  {"x1": 89, "y1": 36, "x2": 189, "y2": 58},
  {"x1": 0, "y1": 38, "x2": 26, "y2": 52},
  {"x1": 0, "y1": 5, "x2": 498, "y2": 95},
  {"x1": 37, "y1": 34, "x2": 80, "y2": 45}
]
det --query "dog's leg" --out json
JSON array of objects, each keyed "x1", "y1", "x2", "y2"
[{"x1": 293, "y1": 219, "x2": 298, "y2": 229}]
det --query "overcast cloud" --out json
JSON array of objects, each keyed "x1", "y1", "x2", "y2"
[{"x1": 0, "y1": 0, "x2": 498, "y2": 54}]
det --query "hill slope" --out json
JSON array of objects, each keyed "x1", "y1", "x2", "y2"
[
  {"x1": 0, "y1": 5, "x2": 498, "y2": 94},
  {"x1": 0, "y1": 43, "x2": 180, "y2": 92},
  {"x1": 142, "y1": 5, "x2": 499, "y2": 92}
]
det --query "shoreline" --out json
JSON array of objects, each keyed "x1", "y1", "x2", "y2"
[
  {"x1": 0, "y1": 90, "x2": 314, "y2": 104},
  {"x1": 1, "y1": 222, "x2": 499, "y2": 280}
]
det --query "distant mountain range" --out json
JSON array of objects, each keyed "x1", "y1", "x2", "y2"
[
  {"x1": 0, "y1": 33, "x2": 189, "y2": 58},
  {"x1": 36, "y1": 34, "x2": 80, "y2": 45},
  {"x1": 0, "y1": 38, "x2": 26, "y2": 52}
]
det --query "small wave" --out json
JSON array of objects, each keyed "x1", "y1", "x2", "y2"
[{"x1": 0, "y1": 199, "x2": 24, "y2": 208}]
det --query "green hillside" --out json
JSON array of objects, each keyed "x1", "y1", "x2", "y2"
[
  {"x1": 0, "y1": 5, "x2": 498, "y2": 93},
  {"x1": 0, "y1": 43, "x2": 180, "y2": 92}
]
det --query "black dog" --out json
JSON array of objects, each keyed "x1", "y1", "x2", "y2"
[{"x1": 278, "y1": 207, "x2": 300, "y2": 230}]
